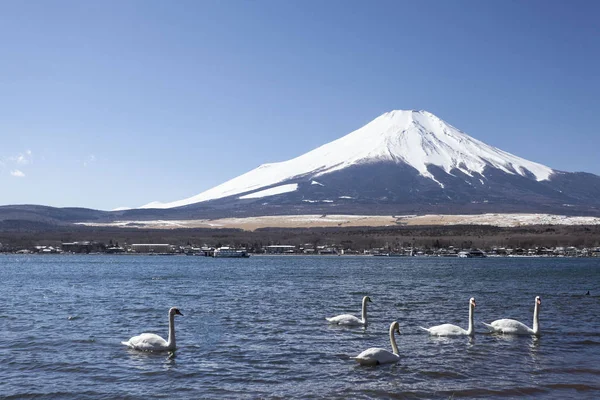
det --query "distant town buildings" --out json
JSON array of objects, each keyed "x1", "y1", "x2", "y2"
[{"x1": 1, "y1": 240, "x2": 599, "y2": 258}]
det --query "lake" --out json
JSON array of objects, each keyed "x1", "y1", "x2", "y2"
[{"x1": 0, "y1": 254, "x2": 599, "y2": 399}]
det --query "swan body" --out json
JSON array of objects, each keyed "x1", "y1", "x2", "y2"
[
  {"x1": 420, "y1": 297, "x2": 476, "y2": 336},
  {"x1": 352, "y1": 321, "x2": 401, "y2": 365},
  {"x1": 326, "y1": 296, "x2": 371, "y2": 326},
  {"x1": 122, "y1": 307, "x2": 183, "y2": 351},
  {"x1": 420, "y1": 323, "x2": 469, "y2": 336},
  {"x1": 482, "y1": 319, "x2": 535, "y2": 335},
  {"x1": 122, "y1": 333, "x2": 171, "y2": 351},
  {"x1": 483, "y1": 296, "x2": 541, "y2": 336}
]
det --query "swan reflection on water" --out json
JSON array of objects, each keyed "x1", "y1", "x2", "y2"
[
  {"x1": 123, "y1": 347, "x2": 177, "y2": 369},
  {"x1": 529, "y1": 336, "x2": 541, "y2": 354},
  {"x1": 423, "y1": 334, "x2": 476, "y2": 347},
  {"x1": 326, "y1": 323, "x2": 368, "y2": 332}
]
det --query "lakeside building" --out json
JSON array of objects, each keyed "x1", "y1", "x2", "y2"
[
  {"x1": 34, "y1": 245, "x2": 61, "y2": 254},
  {"x1": 265, "y1": 245, "x2": 296, "y2": 254},
  {"x1": 105, "y1": 246, "x2": 125, "y2": 254},
  {"x1": 129, "y1": 244, "x2": 175, "y2": 254},
  {"x1": 62, "y1": 241, "x2": 104, "y2": 253},
  {"x1": 62, "y1": 241, "x2": 91, "y2": 253}
]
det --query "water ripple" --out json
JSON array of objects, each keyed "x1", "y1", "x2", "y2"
[{"x1": 0, "y1": 254, "x2": 599, "y2": 399}]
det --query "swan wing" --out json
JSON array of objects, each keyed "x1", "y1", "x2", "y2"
[
  {"x1": 122, "y1": 333, "x2": 168, "y2": 351},
  {"x1": 351, "y1": 348, "x2": 399, "y2": 365},
  {"x1": 423, "y1": 323, "x2": 467, "y2": 336},
  {"x1": 326, "y1": 314, "x2": 363, "y2": 326},
  {"x1": 488, "y1": 319, "x2": 533, "y2": 335},
  {"x1": 482, "y1": 321, "x2": 497, "y2": 332}
]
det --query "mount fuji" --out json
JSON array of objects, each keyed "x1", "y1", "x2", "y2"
[
  {"x1": 3, "y1": 109, "x2": 600, "y2": 228},
  {"x1": 132, "y1": 109, "x2": 600, "y2": 218}
]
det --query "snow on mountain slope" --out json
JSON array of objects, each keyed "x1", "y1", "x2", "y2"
[
  {"x1": 238, "y1": 183, "x2": 299, "y2": 199},
  {"x1": 141, "y1": 110, "x2": 554, "y2": 209}
]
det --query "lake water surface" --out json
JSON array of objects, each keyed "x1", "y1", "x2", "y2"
[{"x1": 1, "y1": 255, "x2": 599, "y2": 399}]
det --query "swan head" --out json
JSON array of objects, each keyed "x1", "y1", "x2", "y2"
[
  {"x1": 169, "y1": 307, "x2": 183, "y2": 316},
  {"x1": 470, "y1": 297, "x2": 476, "y2": 308},
  {"x1": 535, "y1": 296, "x2": 541, "y2": 306},
  {"x1": 390, "y1": 321, "x2": 400, "y2": 335},
  {"x1": 363, "y1": 296, "x2": 372, "y2": 303}
]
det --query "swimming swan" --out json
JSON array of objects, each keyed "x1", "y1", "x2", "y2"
[
  {"x1": 419, "y1": 297, "x2": 476, "y2": 336},
  {"x1": 121, "y1": 307, "x2": 183, "y2": 351},
  {"x1": 326, "y1": 296, "x2": 371, "y2": 326},
  {"x1": 351, "y1": 321, "x2": 401, "y2": 365},
  {"x1": 482, "y1": 296, "x2": 541, "y2": 336}
]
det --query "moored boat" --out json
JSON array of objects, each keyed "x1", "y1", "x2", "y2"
[{"x1": 212, "y1": 247, "x2": 250, "y2": 258}]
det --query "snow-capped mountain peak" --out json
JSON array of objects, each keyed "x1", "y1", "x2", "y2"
[
  {"x1": 364, "y1": 110, "x2": 553, "y2": 183},
  {"x1": 141, "y1": 110, "x2": 554, "y2": 209}
]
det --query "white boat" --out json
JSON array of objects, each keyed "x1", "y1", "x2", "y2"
[
  {"x1": 212, "y1": 247, "x2": 250, "y2": 258},
  {"x1": 458, "y1": 249, "x2": 487, "y2": 258}
]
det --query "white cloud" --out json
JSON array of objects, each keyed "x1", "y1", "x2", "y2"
[
  {"x1": 83, "y1": 154, "x2": 96, "y2": 167},
  {"x1": 2, "y1": 150, "x2": 32, "y2": 177},
  {"x1": 10, "y1": 150, "x2": 33, "y2": 165}
]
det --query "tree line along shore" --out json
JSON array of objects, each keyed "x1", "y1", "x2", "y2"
[{"x1": 1, "y1": 223, "x2": 600, "y2": 256}]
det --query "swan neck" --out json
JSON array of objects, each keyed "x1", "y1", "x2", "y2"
[
  {"x1": 390, "y1": 325, "x2": 399, "y2": 355},
  {"x1": 533, "y1": 300, "x2": 540, "y2": 335},
  {"x1": 466, "y1": 303, "x2": 474, "y2": 336},
  {"x1": 167, "y1": 312, "x2": 176, "y2": 348},
  {"x1": 361, "y1": 298, "x2": 368, "y2": 324}
]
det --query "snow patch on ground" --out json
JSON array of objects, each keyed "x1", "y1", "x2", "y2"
[
  {"x1": 76, "y1": 213, "x2": 600, "y2": 231},
  {"x1": 405, "y1": 213, "x2": 600, "y2": 227},
  {"x1": 302, "y1": 199, "x2": 334, "y2": 203}
]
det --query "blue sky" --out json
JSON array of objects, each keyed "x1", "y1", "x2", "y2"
[{"x1": 1, "y1": 0, "x2": 598, "y2": 210}]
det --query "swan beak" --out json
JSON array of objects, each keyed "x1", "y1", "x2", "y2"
[
  {"x1": 537, "y1": 298, "x2": 541, "y2": 305},
  {"x1": 472, "y1": 300, "x2": 476, "y2": 307},
  {"x1": 176, "y1": 310, "x2": 183, "y2": 316}
]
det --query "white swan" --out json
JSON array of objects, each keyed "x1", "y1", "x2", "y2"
[
  {"x1": 419, "y1": 297, "x2": 476, "y2": 336},
  {"x1": 351, "y1": 321, "x2": 401, "y2": 365},
  {"x1": 326, "y1": 296, "x2": 371, "y2": 326},
  {"x1": 121, "y1": 307, "x2": 183, "y2": 351},
  {"x1": 482, "y1": 296, "x2": 541, "y2": 336}
]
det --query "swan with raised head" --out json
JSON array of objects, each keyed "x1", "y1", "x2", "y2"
[
  {"x1": 121, "y1": 307, "x2": 183, "y2": 351},
  {"x1": 419, "y1": 297, "x2": 476, "y2": 336},
  {"x1": 351, "y1": 321, "x2": 401, "y2": 365},
  {"x1": 326, "y1": 296, "x2": 371, "y2": 326},
  {"x1": 482, "y1": 296, "x2": 541, "y2": 336}
]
